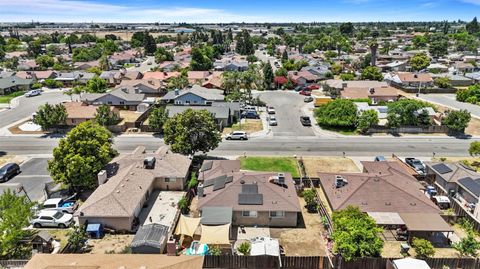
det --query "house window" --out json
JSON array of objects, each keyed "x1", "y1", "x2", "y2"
[
  {"x1": 175, "y1": 100, "x2": 183, "y2": 105},
  {"x1": 186, "y1": 101, "x2": 190, "y2": 105},
  {"x1": 120, "y1": 101, "x2": 125, "y2": 105},
  {"x1": 107, "y1": 101, "x2": 113, "y2": 105},
  {"x1": 242, "y1": 211, "x2": 257, "y2": 218},
  {"x1": 270, "y1": 211, "x2": 285, "y2": 218},
  {"x1": 205, "y1": 101, "x2": 212, "y2": 105},
  {"x1": 165, "y1": 178, "x2": 176, "y2": 183}
]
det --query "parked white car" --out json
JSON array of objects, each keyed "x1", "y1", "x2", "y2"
[
  {"x1": 43, "y1": 198, "x2": 78, "y2": 214},
  {"x1": 267, "y1": 106, "x2": 276, "y2": 114},
  {"x1": 24, "y1": 89, "x2": 41, "y2": 97},
  {"x1": 226, "y1": 131, "x2": 248, "y2": 140},
  {"x1": 268, "y1": 115, "x2": 278, "y2": 126},
  {"x1": 31, "y1": 210, "x2": 73, "y2": 228}
]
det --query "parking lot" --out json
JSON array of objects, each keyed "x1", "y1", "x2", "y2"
[
  {"x1": 257, "y1": 91, "x2": 315, "y2": 137},
  {"x1": 9, "y1": 158, "x2": 52, "y2": 201}
]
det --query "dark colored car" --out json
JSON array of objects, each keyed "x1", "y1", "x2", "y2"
[
  {"x1": 293, "y1": 86, "x2": 303, "y2": 92},
  {"x1": 242, "y1": 111, "x2": 260, "y2": 119},
  {"x1": 300, "y1": 116, "x2": 312, "y2": 126},
  {"x1": 0, "y1": 163, "x2": 20, "y2": 182}
]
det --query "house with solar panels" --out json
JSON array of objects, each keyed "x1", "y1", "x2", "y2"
[
  {"x1": 426, "y1": 162, "x2": 480, "y2": 207},
  {"x1": 196, "y1": 160, "x2": 301, "y2": 227}
]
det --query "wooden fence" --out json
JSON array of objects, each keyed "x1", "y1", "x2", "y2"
[{"x1": 203, "y1": 255, "x2": 327, "y2": 269}]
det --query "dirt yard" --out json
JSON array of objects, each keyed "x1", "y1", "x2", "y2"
[
  {"x1": 382, "y1": 240, "x2": 460, "y2": 258},
  {"x1": 270, "y1": 198, "x2": 327, "y2": 256},
  {"x1": 87, "y1": 234, "x2": 134, "y2": 254},
  {"x1": 223, "y1": 119, "x2": 263, "y2": 135},
  {"x1": 302, "y1": 157, "x2": 360, "y2": 178},
  {"x1": 466, "y1": 118, "x2": 480, "y2": 136}
]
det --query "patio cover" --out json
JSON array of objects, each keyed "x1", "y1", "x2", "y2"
[
  {"x1": 200, "y1": 206, "x2": 232, "y2": 225},
  {"x1": 175, "y1": 215, "x2": 201, "y2": 237},
  {"x1": 367, "y1": 212, "x2": 405, "y2": 225},
  {"x1": 199, "y1": 224, "x2": 231, "y2": 245},
  {"x1": 393, "y1": 257, "x2": 431, "y2": 269},
  {"x1": 399, "y1": 213, "x2": 453, "y2": 232}
]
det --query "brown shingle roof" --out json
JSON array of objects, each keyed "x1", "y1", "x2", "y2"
[
  {"x1": 318, "y1": 161, "x2": 440, "y2": 214},
  {"x1": 77, "y1": 146, "x2": 191, "y2": 218},
  {"x1": 397, "y1": 72, "x2": 433, "y2": 83},
  {"x1": 341, "y1": 86, "x2": 398, "y2": 99},
  {"x1": 198, "y1": 160, "x2": 241, "y2": 182},
  {"x1": 198, "y1": 171, "x2": 301, "y2": 212},
  {"x1": 63, "y1": 101, "x2": 98, "y2": 119}
]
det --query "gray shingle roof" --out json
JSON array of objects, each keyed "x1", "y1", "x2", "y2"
[
  {"x1": 167, "y1": 105, "x2": 230, "y2": 120},
  {"x1": 0, "y1": 76, "x2": 33, "y2": 89},
  {"x1": 162, "y1": 85, "x2": 224, "y2": 101}
]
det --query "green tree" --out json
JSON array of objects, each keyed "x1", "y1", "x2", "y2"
[
  {"x1": 275, "y1": 67, "x2": 288, "y2": 77},
  {"x1": 360, "y1": 66, "x2": 383, "y2": 81},
  {"x1": 386, "y1": 99, "x2": 432, "y2": 127},
  {"x1": 0, "y1": 190, "x2": 35, "y2": 259},
  {"x1": 340, "y1": 73, "x2": 355, "y2": 81},
  {"x1": 67, "y1": 225, "x2": 88, "y2": 253},
  {"x1": 315, "y1": 99, "x2": 358, "y2": 128},
  {"x1": 340, "y1": 22, "x2": 354, "y2": 36},
  {"x1": 168, "y1": 75, "x2": 189, "y2": 90},
  {"x1": 35, "y1": 55, "x2": 55, "y2": 69},
  {"x1": 434, "y1": 77, "x2": 452, "y2": 89},
  {"x1": 188, "y1": 172, "x2": 198, "y2": 189},
  {"x1": 190, "y1": 47, "x2": 213, "y2": 71},
  {"x1": 27, "y1": 40, "x2": 42, "y2": 57},
  {"x1": 94, "y1": 105, "x2": 119, "y2": 126},
  {"x1": 235, "y1": 30, "x2": 254, "y2": 55},
  {"x1": 33, "y1": 103, "x2": 67, "y2": 131},
  {"x1": 429, "y1": 36, "x2": 448, "y2": 58},
  {"x1": 442, "y1": 110, "x2": 471, "y2": 133},
  {"x1": 332, "y1": 206, "x2": 383, "y2": 261},
  {"x1": 163, "y1": 109, "x2": 221, "y2": 155},
  {"x1": 469, "y1": 141, "x2": 480, "y2": 157},
  {"x1": 357, "y1": 110, "x2": 379, "y2": 134},
  {"x1": 331, "y1": 64, "x2": 343, "y2": 75},
  {"x1": 454, "y1": 228, "x2": 480, "y2": 257},
  {"x1": 143, "y1": 32, "x2": 157, "y2": 55},
  {"x1": 130, "y1": 31, "x2": 145, "y2": 48},
  {"x1": 148, "y1": 106, "x2": 168, "y2": 132},
  {"x1": 466, "y1": 17, "x2": 480, "y2": 35},
  {"x1": 368, "y1": 39, "x2": 379, "y2": 66},
  {"x1": 412, "y1": 237, "x2": 435, "y2": 259},
  {"x1": 410, "y1": 53, "x2": 431, "y2": 72},
  {"x1": 47, "y1": 121, "x2": 117, "y2": 190},
  {"x1": 154, "y1": 47, "x2": 174, "y2": 63},
  {"x1": 85, "y1": 76, "x2": 108, "y2": 93},
  {"x1": 302, "y1": 189, "x2": 317, "y2": 211},
  {"x1": 263, "y1": 62, "x2": 274, "y2": 90}
]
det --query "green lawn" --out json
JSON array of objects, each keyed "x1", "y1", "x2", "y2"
[
  {"x1": 0, "y1": 91, "x2": 25, "y2": 103},
  {"x1": 239, "y1": 156, "x2": 300, "y2": 178}
]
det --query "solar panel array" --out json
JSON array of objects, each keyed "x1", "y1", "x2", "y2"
[
  {"x1": 242, "y1": 184, "x2": 258, "y2": 194},
  {"x1": 213, "y1": 176, "x2": 227, "y2": 191},
  {"x1": 238, "y1": 193, "x2": 263, "y2": 205},
  {"x1": 458, "y1": 177, "x2": 480, "y2": 197},
  {"x1": 432, "y1": 163, "x2": 453, "y2": 174}
]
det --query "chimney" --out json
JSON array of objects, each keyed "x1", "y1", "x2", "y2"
[
  {"x1": 97, "y1": 170, "x2": 107, "y2": 185},
  {"x1": 174, "y1": 89, "x2": 179, "y2": 96},
  {"x1": 198, "y1": 183, "x2": 204, "y2": 197}
]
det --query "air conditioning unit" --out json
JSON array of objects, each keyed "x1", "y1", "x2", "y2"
[{"x1": 143, "y1": 157, "x2": 156, "y2": 169}]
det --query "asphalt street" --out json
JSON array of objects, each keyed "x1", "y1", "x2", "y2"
[
  {"x1": 9, "y1": 158, "x2": 52, "y2": 201},
  {"x1": 0, "y1": 91, "x2": 69, "y2": 128},
  {"x1": 257, "y1": 91, "x2": 315, "y2": 137},
  {"x1": 417, "y1": 93, "x2": 480, "y2": 119},
  {"x1": 0, "y1": 135, "x2": 476, "y2": 158}
]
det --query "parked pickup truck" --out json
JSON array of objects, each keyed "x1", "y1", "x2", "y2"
[
  {"x1": 405, "y1": 158, "x2": 426, "y2": 174},
  {"x1": 42, "y1": 198, "x2": 78, "y2": 214}
]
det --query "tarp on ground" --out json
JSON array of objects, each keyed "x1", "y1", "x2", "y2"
[
  {"x1": 250, "y1": 237, "x2": 280, "y2": 256},
  {"x1": 175, "y1": 215, "x2": 201, "y2": 237},
  {"x1": 393, "y1": 257, "x2": 431, "y2": 269},
  {"x1": 199, "y1": 224, "x2": 230, "y2": 245}
]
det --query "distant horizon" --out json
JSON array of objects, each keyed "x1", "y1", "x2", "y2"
[{"x1": 0, "y1": 0, "x2": 479, "y2": 24}]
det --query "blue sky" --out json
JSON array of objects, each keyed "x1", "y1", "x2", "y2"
[{"x1": 0, "y1": 0, "x2": 479, "y2": 23}]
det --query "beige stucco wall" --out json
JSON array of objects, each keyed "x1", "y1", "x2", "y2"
[
  {"x1": 153, "y1": 177, "x2": 186, "y2": 191},
  {"x1": 78, "y1": 216, "x2": 134, "y2": 231},
  {"x1": 232, "y1": 211, "x2": 298, "y2": 227}
]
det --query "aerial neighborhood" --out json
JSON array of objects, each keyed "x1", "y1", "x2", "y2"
[{"x1": 1, "y1": 9, "x2": 480, "y2": 269}]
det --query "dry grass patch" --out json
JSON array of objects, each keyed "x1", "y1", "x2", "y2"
[
  {"x1": 466, "y1": 118, "x2": 480, "y2": 136},
  {"x1": 270, "y1": 198, "x2": 327, "y2": 256},
  {"x1": 87, "y1": 234, "x2": 134, "y2": 254},
  {"x1": 223, "y1": 119, "x2": 263, "y2": 135},
  {"x1": 302, "y1": 157, "x2": 360, "y2": 178},
  {"x1": 382, "y1": 240, "x2": 460, "y2": 258}
]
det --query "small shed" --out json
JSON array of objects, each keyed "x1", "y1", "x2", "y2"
[
  {"x1": 389, "y1": 257, "x2": 431, "y2": 269},
  {"x1": 131, "y1": 223, "x2": 169, "y2": 254},
  {"x1": 31, "y1": 231, "x2": 53, "y2": 253},
  {"x1": 86, "y1": 223, "x2": 103, "y2": 239}
]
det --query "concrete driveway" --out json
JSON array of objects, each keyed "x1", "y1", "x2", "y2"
[
  {"x1": 9, "y1": 158, "x2": 52, "y2": 201},
  {"x1": 257, "y1": 91, "x2": 315, "y2": 137},
  {"x1": 0, "y1": 91, "x2": 68, "y2": 128},
  {"x1": 126, "y1": 56, "x2": 157, "y2": 73},
  {"x1": 417, "y1": 94, "x2": 480, "y2": 119}
]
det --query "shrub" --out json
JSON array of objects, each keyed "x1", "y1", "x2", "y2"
[
  {"x1": 237, "y1": 241, "x2": 251, "y2": 255},
  {"x1": 412, "y1": 237, "x2": 435, "y2": 258},
  {"x1": 315, "y1": 99, "x2": 358, "y2": 128}
]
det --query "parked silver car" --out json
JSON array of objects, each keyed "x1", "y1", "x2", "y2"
[
  {"x1": 31, "y1": 210, "x2": 73, "y2": 228},
  {"x1": 268, "y1": 115, "x2": 278, "y2": 126}
]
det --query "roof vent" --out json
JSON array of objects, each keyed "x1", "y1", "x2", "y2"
[
  {"x1": 335, "y1": 175, "x2": 348, "y2": 188},
  {"x1": 144, "y1": 157, "x2": 156, "y2": 169},
  {"x1": 369, "y1": 87, "x2": 375, "y2": 94},
  {"x1": 240, "y1": 179, "x2": 245, "y2": 184},
  {"x1": 414, "y1": 74, "x2": 418, "y2": 78}
]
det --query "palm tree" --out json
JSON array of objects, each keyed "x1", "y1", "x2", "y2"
[{"x1": 368, "y1": 38, "x2": 379, "y2": 66}]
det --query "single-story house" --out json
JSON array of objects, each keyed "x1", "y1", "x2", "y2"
[
  {"x1": 161, "y1": 85, "x2": 224, "y2": 105},
  {"x1": 341, "y1": 86, "x2": 399, "y2": 103},
  {"x1": 384, "y1": 72, "x2": 434, "y2": 88},
  {"x1": 166, "y1": 105, "x2": 232, "y2": 129},
  {"x1": 431, "y1": 73, "x2": 473, "y2": 87},
  {"x1": 202, "y1": 71, "x2": 224, "y2": 89},
  {"x1": 188, "y1": 71, "x2": 210, "y2": 85},
  {"x1": 323, "y1": 80, "x2": 388, "y2": 97},
  {"x1": 63, "y1": 101, "x2": 119, "y2": 126},
  {"x1": 197, "y1": 160, "x2": 301, "y2": 227},
  {"x1": 74, "y1": 60, "x2": 100, "y2": 70},
  {"x1": 0, "y1": 76, "x2": 33, "y2": 95},
  {"x1": 99, "y1": 70, "x2": 123, "y2": 85},
  {"x1": 119, "y1": 79, "x2": 164, "y2": 97},
  {"x1": 288, "y1": 71, "x2": 318, "y2": 85},
  {"x1": 81, "y1": 87, "x2": 146, "y2": 110},
  {"x1": 76, "y1": 146, "x2": 191, "y2": 231},
  {"x1": 54, "y1": 72, "x2": 80, "y2": 86}
]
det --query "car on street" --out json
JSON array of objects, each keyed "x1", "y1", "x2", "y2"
[
  {"x1": 226, "y1": 131, "x2": 248, "y2": 140},
  {"x1": 293, "y1": 86, "x2": 303, "y2": 92},
  {"x1": 135, "y1": 63, "x2": 141, "y2": 67},
  {"x1": 307, "y1": 84, "x2": 320, "y2": 90},
  {"x1": 405, "y1": 158, "x2": 426, "y2": 174},
  {"x1": 268, "y1": 115, "x2": 278, "y2": 126},
  {"x1": 299, "y1": 90, "x2": 312, "y2": 96},
  {"x1": 304, "y1": 96, "x2": 314, "y2": 102},
  {"x1": 147, "y1": 61, "x2": 152, "y2": 65},
  {"x1": 241, "y1": 111, "x2": 260, "y2": 119},
  {"x1": 42, "y1": 198, "x2": 78, "y2": 214},
  {"x1": 300, "y1": 116, "x2": 312, "y2": 126},
  {"x1": 31, "y1": 210, "x2": 73, "y2": 228},
  {"x1": 0, "y1": 163, "x2": 20, "y2": 182},
  {"x1": 267, "y1": 106, "x2": 276, "y2": 114},
  {"x1": 24, "y1": 89, "x2": 41, "y2": 97}
]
